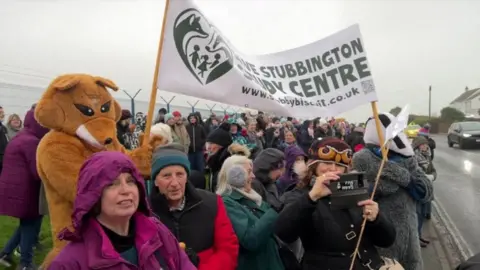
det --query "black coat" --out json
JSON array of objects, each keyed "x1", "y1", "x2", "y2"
[
  {"x1": 456, "y1": 253, "x2": 480, "y2": 270},
  {"x1": 150, "y1": 182, "x2": 218, "y2": 253},
  {"x1": 275, "y1": 188, "x2": 396, "y2": 270},
  {"x1": 186, "y1": 123, "x2": 206, "y2": 153}
]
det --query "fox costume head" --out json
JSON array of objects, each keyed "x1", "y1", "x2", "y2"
[{"x1": 35, "y1": 74, "x2": 123, "y2": 149}]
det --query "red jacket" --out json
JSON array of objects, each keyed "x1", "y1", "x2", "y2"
[{"x1": 197, "y1": 196, "x2": 239, "y2": 270}]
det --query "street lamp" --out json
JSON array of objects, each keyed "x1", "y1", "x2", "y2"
[{"x1": 428, "y1": 85, "x2": 432, "y2": 119}]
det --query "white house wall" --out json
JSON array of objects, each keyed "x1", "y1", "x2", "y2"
[{"x1": 469, "y1": 96, "x2": 480, "y2": 115}]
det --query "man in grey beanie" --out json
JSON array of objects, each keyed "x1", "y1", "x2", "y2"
[{"x1": 251, "y1": 148, "x2": 285, "y2": 211}]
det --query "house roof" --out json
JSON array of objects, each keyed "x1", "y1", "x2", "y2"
[
  {"x1": 465, "y1": 88, "x2": 480, "y2": 101},
  {"x1": 450, "y1": 88, "x2": 480, "y2": 104}
]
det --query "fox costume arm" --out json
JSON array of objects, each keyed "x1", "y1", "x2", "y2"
[{"x1": 117, "y1": 135, "x2": 166, "y2": 179}]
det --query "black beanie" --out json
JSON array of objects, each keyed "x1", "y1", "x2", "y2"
[{"x1": 207, "y1": 122, "x2": 232, "y2": 147}]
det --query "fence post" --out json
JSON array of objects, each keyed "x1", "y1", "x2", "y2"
[
  {"x1": 220, "y1": 106, "x2": 230, "y2": 115},
  {"x1": 187, "y1": 100, "x2": 200, "y2": 113},
  {"x1": 160, "y1": 96, "x2": 176, "y2": 112},
  {"x1": 206, "y1": 103, "x2": 217, "y2": 113},
  {"x1": 123, "y1": 89, "x2": 142, "y2": 122}
]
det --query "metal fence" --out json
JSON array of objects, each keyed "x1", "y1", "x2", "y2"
[{"x1": 0, "y1": 82, "x2": 251, "y2": 121}]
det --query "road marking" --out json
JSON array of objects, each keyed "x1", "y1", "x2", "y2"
[{"x1": 433, "y1": 200, "x2": 474, "y2": 259}]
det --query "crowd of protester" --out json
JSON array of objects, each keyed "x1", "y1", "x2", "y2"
[{"x1": 0, "y1": 104, "x2": 478, "y2": 270}]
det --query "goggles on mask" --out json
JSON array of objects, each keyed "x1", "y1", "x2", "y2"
[{"x1": 312, "y1": 145, "x2": 352, "y2": 167}]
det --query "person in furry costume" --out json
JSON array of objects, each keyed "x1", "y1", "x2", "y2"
[
  {"x1": 34, "y1": 74, "x2": 166, "y2": 267},
  {"x1": 352, "y1": 112, "x2": 433, "y2": 270}
]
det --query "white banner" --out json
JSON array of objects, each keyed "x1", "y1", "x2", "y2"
[{"x1": 157, "y1": 0, "x2": 378, "y2": 117}]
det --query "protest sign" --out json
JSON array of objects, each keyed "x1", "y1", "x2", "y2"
[{"x1": 156, "y1": 0, "x2": 378, "y2": 117}]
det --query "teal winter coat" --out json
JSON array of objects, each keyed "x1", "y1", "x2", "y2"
[{"x1": 222, "y1": 190, "x2": 284, "y2": 270}]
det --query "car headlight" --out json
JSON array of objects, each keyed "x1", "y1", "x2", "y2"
[{"x1": 463, "y1": 134, "x2": 472, "y2": 138}]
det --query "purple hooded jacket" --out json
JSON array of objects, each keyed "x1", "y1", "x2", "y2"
[
  {"x1": 0, "y1": 109, "x2": 49, "y2": 218},
  {"x1": 276, "y1": 146, "x2": 307, "y2": 194},
  {"x1": 48, "y1": 151, "x2": 196, "y2": 270}
]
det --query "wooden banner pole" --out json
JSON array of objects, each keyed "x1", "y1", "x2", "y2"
[
  {"x1": 143, "y1": 0, "x2": 171, "y2": 145},
  {"x1": 348, "y1": 146, "x2": 390, "y2": 270},
  {"x1": 348, "y1": 101, "x2": 390, "y2": 269}
]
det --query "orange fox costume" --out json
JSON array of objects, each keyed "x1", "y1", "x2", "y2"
[{"x1": 34, "y1": 74, "x2": 165, "y2": 267}]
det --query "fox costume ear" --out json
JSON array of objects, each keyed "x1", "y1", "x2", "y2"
[
  {"x1": 52, "y1": 75, "x2": 82, "y2": 91},
  {"x1": 94, "y1": 76, "x2": 119, "y2": 91},
  {"x1": 34, "y1": 75, "x2": 84, "y2": 129},
  {"x1": 93, "y1": 76, "x2": 121, "y2": 121}
]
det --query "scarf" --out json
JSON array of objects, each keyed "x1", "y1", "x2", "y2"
[{"x1": 234, "y1": 187, "x2": 263, "y2": 206}]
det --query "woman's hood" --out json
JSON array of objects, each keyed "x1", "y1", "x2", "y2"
[
  {"x1": 58, "y1": 151, "x2": 150, "y2": 241},
  {"x1": 253, "y1": 148, "x2": 284, "y2": 184},
  {"x1": 284, "y1": 145, "x2": 307, "y2": 173},
  {"x1": 301, "y1": 120, "x2": 311, "y2": 130},
  {"x1": 187, "y1": 113, "x2": 199, "y2": 123},
  {"x1": 24, "y1": 109, "x2": 49, "y2": 139}
]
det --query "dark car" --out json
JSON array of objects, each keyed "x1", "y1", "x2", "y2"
[{"x1": 447, "y1": 121, "x2": 480, "y2": 149}]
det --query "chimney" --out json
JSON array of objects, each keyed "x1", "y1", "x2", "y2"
[{"x1": 465, "y1": 86, "x2": 469, "y2": 92}]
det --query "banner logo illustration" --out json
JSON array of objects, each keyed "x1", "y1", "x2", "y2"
[{"x1": 173, "y1": 8, "x2": 234, "y2": 85}]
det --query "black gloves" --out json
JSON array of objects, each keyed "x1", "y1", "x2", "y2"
[{"x1": 185, "y1": 247, "x2": 199, "y2": 266}]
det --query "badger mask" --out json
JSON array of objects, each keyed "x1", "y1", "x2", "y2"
[{"x1": 364, "y1": 112, "x2": 414, "y2": 157}]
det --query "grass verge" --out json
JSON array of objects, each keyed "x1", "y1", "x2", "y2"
[{"x1": 0, "y1": 216, "x2": 51, "y2": 268}]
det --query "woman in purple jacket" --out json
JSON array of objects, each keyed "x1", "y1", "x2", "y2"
[
  {"x1": 0, "y1": 108, "x2": 49, "y2": 269},
  {"x1": 48, "y1": 151, "x2": 196, "y2": 270}
]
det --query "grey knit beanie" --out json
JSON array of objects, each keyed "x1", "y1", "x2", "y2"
[
  {"x1": 227, "y1": 165, "x2": 247, "y2": 188},
  {"x1": 412, "y1": 136, "x2": 429, "y2": 149}
]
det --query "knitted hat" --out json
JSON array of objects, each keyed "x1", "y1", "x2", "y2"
[
  {"x1": 151, "y1": 123, "x2": 173, "y2": 144},
  {"x1": 151, "y1": 143, "x2": 190, "y2": 180},
  {"x1": 172, "y1": 111, "x2": 181, "y2": 117},
  {"x1": 227, "y1": 165, "x2": 247, "y2": 188},
  {"x1": 412, "y1": 136, "x2": 429, "y2": 149},
  {"x1": 308, "y1": 137, "x2": 352, "y2": 168},
  {"x1": 164, "y1": 113, "x2": 174, "y2": 123},
  {"x1": 120, "y1": 110, "x2": 132, "y2": 121},
  {"x1": 207, "y1": 122, "x2": 232, "y2": 147}
]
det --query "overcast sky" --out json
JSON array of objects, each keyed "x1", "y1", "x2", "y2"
[{"x1": 1, "y1": 0, "x2": 479, "y2": 122}]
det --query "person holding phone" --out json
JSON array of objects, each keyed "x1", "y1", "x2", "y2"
[{"x1": 275, "y1": 137, "x2": 397, "y2": 270}]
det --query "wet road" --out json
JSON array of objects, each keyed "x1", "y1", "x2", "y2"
[{"x1": 431, "y1": 134, "x2": 480, "y2": 254}]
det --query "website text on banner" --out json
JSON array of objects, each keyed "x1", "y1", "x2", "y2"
[{"x1": 156, "y1": 0, "x2": 378, "y2": 117}]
